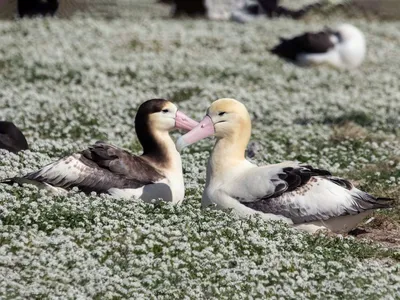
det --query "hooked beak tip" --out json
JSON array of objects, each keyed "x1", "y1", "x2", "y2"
[{"x1": 175, "y1": 115, "x2": 215, "y2": 152}]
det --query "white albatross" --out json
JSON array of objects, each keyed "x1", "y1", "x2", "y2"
[
  {"x1": 2, "y1": 99, "x2": 198, "y2": 204},
  {"x1": 271, "y1": 24, "x2": 366, "y2": 69},
  {"x1": 176, "y1": 98, "x2": 393, "y2": 233}
]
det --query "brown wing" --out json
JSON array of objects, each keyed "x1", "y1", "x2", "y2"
[{"x1": 20, "y1": 141, "x2": 164, "y2": 194}]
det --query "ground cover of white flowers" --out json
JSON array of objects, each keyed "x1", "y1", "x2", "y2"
[{"x1": 0, "y1": 0, "x2": 400, "y2": 299}]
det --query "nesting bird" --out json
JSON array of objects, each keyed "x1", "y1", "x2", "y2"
[
  {"x1": 177, "y1": 98, "x2": 393, "y2": 233},
  {"x1": 2, "y1": 99, "x2": 198, "y2": 204},
  {"x1": 0, "y1": 121, "x2": 28, "y2": 154},
  {"x1": 271, "y1": 24, "x2": 366, "y2": 69}
]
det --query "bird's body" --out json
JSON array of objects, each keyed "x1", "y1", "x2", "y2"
[
  {"x1": 271, "y1": 24, "x2": 366, "y2": 69},
  {"x1": 3, "y1": 99, "x2": 198, "y2": 204},
  {"x1": 18, "y1": 0, "x2": 59, "y2": 18},
  {"x1": 177, "y1": 98, "x2": 393, "y2": 233},
  {"x1": 0, "y1": 121, "x2": 28, "y2": 154},
  {"x1": 202, "y1": 159, "x2": 390, "y2": 233},
  {"x1": 272, "y1": 31, "x2": 337, "y2": 61},
  {"x1": 12, "y1": 140, "x2": 184, "y2": 204},
  {"x1": 172, "y1": 0, "x2": 206, "y2": 17}
]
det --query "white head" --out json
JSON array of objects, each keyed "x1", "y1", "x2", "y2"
[
  {"x1": 176, "y1": 98, "x2": 251, "y2": 156},
  {"x1": 334, "y1": 24, "x2": 366, "y2": 68},
  {"x1": 335, "y1": 24, "x2": 365, "y2": 42}
]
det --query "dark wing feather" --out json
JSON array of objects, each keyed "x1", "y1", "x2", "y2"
[
  {"x1": 301, "y1": 32, "x2": 336, "y2": 53},
  {"x1": 0, "y1": 134, "x2": 24, "y2": 154},
  {"x1": 173, "y1": 0, "x2": 206, "y2": 16},
  {"x1": 271, "y1": 31, "x2": 335, "y2": 61},
  {"x1": 85, "y1": 141, "x2": 164, "y2": 182},
  {"x1": 20, "y1": 141, "x2": 164, "y2": 193},
  {"x1": 18, "y1": 0, "x2": 59, "y2": 18},
  {"x1": 270, "y1": 165, "x2": 332, "y2": 198}
]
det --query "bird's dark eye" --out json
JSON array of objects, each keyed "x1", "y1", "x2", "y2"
[
  {"x1": 162, "y1": 109, "x2": 169, "y2": 113},
  {"x1": 218, "y1": 112, "x2": 226, "y2": 116}
]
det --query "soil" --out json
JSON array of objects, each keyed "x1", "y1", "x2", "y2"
[{"x1": 350, "y1": 216, "x2": 400, "y2": 250}]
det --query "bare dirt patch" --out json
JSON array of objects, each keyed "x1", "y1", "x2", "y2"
[{"x1": 351, "y1": 216, "x2": 400, "y2": 250}]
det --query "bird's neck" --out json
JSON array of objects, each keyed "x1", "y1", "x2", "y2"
[
  {"x1": 141, "y1": 130, "x2": 181, "y2": 171},
  {"x1": 209, "y1": 132, "x2": 249, "y2": 177}
]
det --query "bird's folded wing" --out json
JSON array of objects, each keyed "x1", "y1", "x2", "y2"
[
  {"x1": 225, "y1": 163, "x2": 393, "y2": 223},
  {"x1": 19, "y1": 141, "x2": 164, "y2": 193},
  {"x1": 223, "y1": 161, "x2": 303, "y2": 202}
]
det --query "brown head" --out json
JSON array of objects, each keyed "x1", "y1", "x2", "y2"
[{"x1": 135, "y1": 99, "x2": 198, "y2": 161}]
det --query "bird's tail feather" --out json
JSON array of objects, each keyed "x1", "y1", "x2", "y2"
[
  {"x1": 1, "y1": 177, "x2": 66, "y2": 194},
  {"x1": 353, "y1": 189, "x2": 395, "y2": 211},
  {"x1": 374, "y1": 197, "x2": 395, "y2": 208},
  {"x1": 1, "y1": 177, "x2": 18, "y2": 185}
]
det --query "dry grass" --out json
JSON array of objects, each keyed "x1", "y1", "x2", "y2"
[
  {"x1": 343, "y1": 158, "x2": 400, "y2": 248},
  {"x1": 331, "y1": 121, "x2": 398, "y2": 144},
  {"x1": 331, "y1": 121, "x2": 369, "y2": 142},
  {"x1": 330, "y1": 122, "x2": 400, "y2": 246}
]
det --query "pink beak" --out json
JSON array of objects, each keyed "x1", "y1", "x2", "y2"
[
  {"x1": 176, "y1": 115, "x2": 215, "y2": 152},
  {"x1": 175, "y1": 110, "x2": 199, "y2": 132}
]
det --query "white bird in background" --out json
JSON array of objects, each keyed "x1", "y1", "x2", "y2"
[
  {"x1": 271, "y1": 23, "x2": 366, "y2": 69},
  {"x1": 2, "y1": 99, "x2": 198, "y2": 204},
  {"x1": 177, "y1": 98, "x2": 393, "y2": 233}
]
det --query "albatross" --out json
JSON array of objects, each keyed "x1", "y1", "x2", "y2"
[
  {"x1": 176, "y1": 98, "x2": 393, "y2": 233},
  {"x1": 0, "y1": 121, "x2": 29, "y2": 154},
  {"x1": 2, "y1": 99, "x2": 198, "y2": 204},
  {"x1": 271, "y1": 24, "x2": 366, "y2": 69}
]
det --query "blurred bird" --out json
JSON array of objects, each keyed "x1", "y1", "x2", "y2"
[
  {"x1": 18, "y1": 0, "x2": 59, "y2": 18},
  {"x1": 232, "y1": 0, "x2": 324, "y2": 23},
  {"x1": 271, "y1": 24, "x2": 366, "y2": 69},
  {"x1": 0, "y1": 121, "x2": 28, "y2": 154},
  {"x1": 172, "y1": 0, "x2": 206, "y2": 17}
]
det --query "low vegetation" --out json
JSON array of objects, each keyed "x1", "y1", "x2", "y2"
[{"x1": 0, "y1": 0, "x2": 399, "y2": 298}]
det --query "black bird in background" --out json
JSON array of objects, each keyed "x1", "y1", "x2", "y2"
[
  {"x1": 18, "y1": 0, "x2": 59, "y2": 18},
  {"x1": 0, "y1": 121, "x2": 29, "y2": 154},
  {"x1": 271, "y1": 29, "x2": 338, "y2": 61},
  {"x1": 258, "y1": 0, "x2": 322, "y2": 19},
  {"x1": 162, "y1": 0, "x2": 321, "y2": 19},
  {"x1": 172, "y1": 0, "x2": 207, "y2": 17}
]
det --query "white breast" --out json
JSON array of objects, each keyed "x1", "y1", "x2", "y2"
[
  {"x1": 108, "y1": 177, "x2": 176, "y2": 203},
  {"x1": 202, "y1": 159, "x2": 255, "y2": 208},
  {"x1": 109, "y1": 153, "x2": 185, "y2": 205}
]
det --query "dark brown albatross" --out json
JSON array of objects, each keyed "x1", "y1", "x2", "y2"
[
  {"x1": 0, "y1": 121, "x2": 29, "y2": 154},
  {"x1": 2, "y1": 99, "x2": 198, "y2": 204}
]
